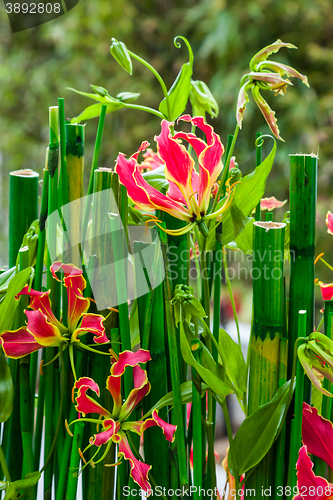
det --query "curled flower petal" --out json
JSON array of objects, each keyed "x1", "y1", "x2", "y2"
[
  {"x1": 123, "y1": 410, "x2": 176, "y2": 443},
  {"x1": 326, "y1": 211, "x2": 333, "y2": 236},
  {"x1": 116, "y1": 143, "x2": 191, "y2": 221},
  {"x1": 111, "y1": 350, "x2": 151, "y2": 377},
  {"x1": 257, "y1": 61, "x2": 309, "y2": 87},
  {"x1": 260, "y1": 197, "x2": 287, "y2": 211},
  {"x1": 302, "y1": 403, "x2": 333, "y2": 471},
  {"x1": 119, "y1": 365, "x2": 151, "y2": 421},
  {"x1": 25, "y1": 309, "x2": 63, "y2": 347},
  {"x1": 118, "y1": 433, "x2": 151, "y2": 492},
  {"x1": 75, "y1": 377, "x2": 110, "y2": 417},
  {"x1": 106, "y1": 373, "x2": 122, "y2": 418},
  {"x1": 318, "y1": 282, "x2": 333, "y2": 302},
  {"x1": 293, "y1": 445, "x2": 333, "y2": 499},
  {"x1": 236, "y1": 82, "x2": 251, "y2": 129},
  {"x1": 72, "y1": 314, "x2": 109, "y2": 344},
  {"x1": 252, "y1": 86, "x2": 283, "y2": 141},
  {"x1": 247, "y1": 71, "x2": 292, "y2": 88},
  {"x1": 16, "y1": 286, "x2": 66, "y2": 333},
  {"x1": 0, "y1": 328, "x2": 42, "y2": 358},
  {"x1": 89, "y1": 419, "x2": 120, "y2": 447},
  {"x1": 298, "y1": 344, "x2": 332, "y2": 397},
  {"x1": 249, "y1": 39, "x2": 296, "y2": 70}
]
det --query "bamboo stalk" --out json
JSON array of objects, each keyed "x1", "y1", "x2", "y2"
[
  {"x1": 66, "y1": 421, "x2": 85, "y2": 500},
  {"x1": 191, "y1": 340, "x2": 203, "y2": 497},
  {"x1": 9, "y1": 169, "x2": 39, "y2": 267},
  {"x1": 255, "y1": 132, "x2": 262, "y2": 222},
  {"x1": 274, "y1": 337, "x2": 288, "y2": 497},
  {"x1": 288, "y1": 154, "x2": 317, "y2": 382},
  {"x1": 246, "y1": 221, "x2": 286, "y2": 495},
  {"x1": 65, "y1": 123, "x2": 85, "y2": 267}
]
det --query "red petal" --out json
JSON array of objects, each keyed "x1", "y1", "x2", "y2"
[
  {"x1": 0, "y1": 328, "x2": 42, "y2": 358},
  {"x1": 72, "y1": 314, "x2": 109, "y2": 344},
  {"x1": 326, "y1": 212, "x2": 333, "y2": 236},
  {"x1": 74, "y1": 377, "x2": 110, "y2": 417},
  {"x1": 119, "y1": 365, "x2": 150, "y2": 420},
  {"x1": 17, "y1": 286, "x2": 65, "y2": 333},
  {"x1": 137, "y1": 410, "x2": 176, "y2": 442},
  {"x1": 295, "y1": 445, "x2": 333, "y2": 499},
  {"x1": 111, "y1": 350, "x2": 151, "y2": 377},
  {"x1": 89, "y1": 419, "x2": 120, "y2": 447},
  {"x1": 118, "y1": 433, "x2": 151, "y2": 492},
  {"x1": 116, "y1": 143, "x2": 191, "y2": 221},
  {"x1": 167, "y1": 169, "x2": 199, "y2": 205},
  {"x1": 106, "y1": 374, "x2": 122, "y2": 418},
  {"x1": 25, "y1": 310, "x2": 62, "y2": 346},
  {"x1": 318, "y1": 282, "x2": 333, "y2": 302},
  {"x1": 302, "y1": 403, "x2": 333, "y2": 470}
]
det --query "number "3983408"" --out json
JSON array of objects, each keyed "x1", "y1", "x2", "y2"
[{"x1": 5, "y1": 3, "x2": 61, "y2": 14}]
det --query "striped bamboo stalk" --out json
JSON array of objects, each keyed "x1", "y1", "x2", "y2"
[
  {"x1": 191, "y1": 340, "x2": 203, "y2": 498},
  {"x1": 246, "y1": 221, "x2": 286, "y2": 495},
  {"x1": 255, "y1": 132, "x2": 262, "y2": 222},
  {"x1": 8, "y1": 169, "x2": 39, "y2": 267},
  {"x1": 274, "y1": 337, "x2": 288, "y2": 497}
]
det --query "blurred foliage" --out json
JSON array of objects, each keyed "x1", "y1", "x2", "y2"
[{"x1": 0, "y1": 0, "x2": 332, "y2": 274}]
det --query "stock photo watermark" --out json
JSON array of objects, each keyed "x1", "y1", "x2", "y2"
[{"x1": 4, "y1": 0, "x2": 79, "y2": 32}]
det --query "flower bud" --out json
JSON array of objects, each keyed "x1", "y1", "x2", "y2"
[{"x1": 110, "y1": 38, "x2": 133, "y2": 75}]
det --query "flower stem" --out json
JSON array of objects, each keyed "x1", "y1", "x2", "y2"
[{"x1": 222, "y1": 250, "x2": 241, "y2": 347}]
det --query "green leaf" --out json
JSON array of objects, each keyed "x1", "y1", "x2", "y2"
[
  {"x1": 219, "y1": 329, "x2": 247, "y2": 397},
  {"x1": 71, "y1": 102, "x2": 125, "y2": 123},
  {"x1": 129, "y1": 299, "x2": 140, "y2": 348},
  {"x1": 229, "y1": 379, "x2": 294, "y2": 477},
  {"x1": 3, "y1": 472, "x2": 41, "y2": 500},
  {"x1": 3, "y1": 483, "x2": 15, "y2": 500},
  {"x1": 0, "y1": 350, "x2": 13, "y2": 422},
  {"x1": 0, "y1": 267, "x2": 33, "y2": 333},
  {"x1": 143, "y1": 380, "x2": 208, "y2": 419},
  {"x1": 0, "y1": 267, "x2": 16, "y2": 295},
  {"x1": 159, "y1": 63, "x2": 193, "y2": 120},
  {"x1": 180, "y1": 320, "x2": 233, "y2": 399},
  {"x1": 234, "y1": 217, "x2": 255, "y2": 254},
  {"x1": 142, "y1": 166, "x2": 168, "y2": 192},
  {"x1": 221, "y1": 135, "x2": 276, "y2": 245}
]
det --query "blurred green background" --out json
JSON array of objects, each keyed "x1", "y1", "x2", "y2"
[{"x1": 0, "y1": 0, "x2": 332, "y2": 306}]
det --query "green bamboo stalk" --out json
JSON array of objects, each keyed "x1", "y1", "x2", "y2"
[
  {"x1": 288, "y1": 154, "x2": 317, "y2": 382},
  {"x1": 246, "y1": 221, "x2": 286, "y2": 495},
  {"x1": 33, "y1": 354, "x2": 45, "y2": 472},
  {"x1": 58, "y1": 98, "x2": 69, "y2": 212},
  {"x1": 82, "y1": 104, "x2": 107, "y2": 249},
  {"x1": 66, "y1": 421, "x2": 85, "y2": 500},
  {"x1": 65, "y1": 123, "x2": 85, "y2": 267},
  {"x1": 289, "y1": 311, "x2": 307, "y2": 497},
  {"x1": 255, "y1": 132, "x2": 262, "y2": 222},
  {"x1": 191, "y1": 340, "x2": 203, "y2": 497},
  {"x1": 274, "y1": 337, "x2": 288, "y2": 497},
  {"x1": 9, "y1": 169, "x2": 39, "y2": 267},
  {"x1": 160, "y1": 227, "x2": 188, "y2": 491}
]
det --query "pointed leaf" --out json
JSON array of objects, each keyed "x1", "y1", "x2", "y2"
[
  {"x1": 235, "y1": 217, "x2": 255, "y2": 254},
  {"x1": 0, "y1": 267, "x2": 16, "y2": 295},
  {"x1": 0, "y1": 351, "x2": 13, "y2": 422},
  {"x1": 71, "y1": 102, "x2": 125, "y2": 123},
  {"x1": 219, "y1": 329, "x2": 247, "y2": 397},
  {"x1": 159, "y1": 62, "x2": 193, "y2": 120},
  {"x1": 229, "y1": 379, "x2": 294, "y2": 476},
  {"x1": 0, "y1": 267, "x2": 33, "y2": 333},
  {"x1": 142, "y1": 166, "x2": 169, "y2": 192}
]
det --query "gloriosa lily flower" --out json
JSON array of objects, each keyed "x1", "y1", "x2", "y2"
[
  {"x1": 298, "y1": 332, "x2": 333, "y2": 396},
  {"x1": 326, "y1": 211, "x2": 333, "y2": 236},
  {"x1": 314, "y1": 251, "x2": 333, "y2": 301},
  {"x1": 0, "y1": 262, "x2": 109, "y2": 359},
  {"x1": 293, "y1": 403, "x2": 333, "y2": 499},
  {"x1": 71, "y1": 349, "x2": 176, "y2": 492},
  {"x1": 138, "y1": 148, "x2": 164, "y2": 172},
  {"x1": 237, "y1": 39, "x2": 309, "y2": 141},
  {"x1": 116, "y1": 115, "x2": 235, "y2": 236}
]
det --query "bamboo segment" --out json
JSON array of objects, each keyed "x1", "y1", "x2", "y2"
[
  {"x1": 247, "y1": 221, "x2": 286, "y2": 495},
  {"x1": 255, "y1": 132, "x2": 262, "y2": 222},
  {"x1": 191, "y1": 341, "x2": 203, "y2": 499},
  {"x1": 8, "y1": 169, "x2": 39, "y2": 267},
  {"x1": 65, "y1": 123, "x2": 85, "y2": 267},
  {"x1": 288, "y1": 154, "x2": 317, "y2": 381}
]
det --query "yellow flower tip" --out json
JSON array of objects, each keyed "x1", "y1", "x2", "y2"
[
  {"x1": 314, "y1": 253, "x2": 325, "y2": 266},
  {"x1": 107, "y1": 307, "x2": 119, "y2": 313},
  {"x1": 78, "y1": 448, "x2": 87, "y2": 465},
  {"x1": 90, "y1": 461, "x2": 96, "y2": 469},
  {"x1": 105, "y1": 459, "x2": 122, "y2": 468},
  {"x1": 72, "y1": 386, "x2": 75, "y2": 404},
  {"x1": 109, "y1": 349, "x2": 119, "y2": 361},
  {"x1": 39, "y1": 360, "x2": 44, "y2": 377},
  {"x1": 314, "y1": 278, "x2": 319, "y2": 285},
  {"x1": 65, "y1": 419, "x2": 74, "y2": 437}
]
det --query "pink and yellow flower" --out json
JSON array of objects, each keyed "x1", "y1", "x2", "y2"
[
  {"x1": 0, "y1": 262, "x2": 109, "y2": 359},
  {"x1": 326, "y1": 211, "x2": 333, "y2": 236},
  {"x1": 116, "y1": 115, "x2": 235, "y2": 236},
  {"x1": 293, "y1": 403, "x2": 333, "y2": 499},
  {"x1": 71, "y1": 349, "x2": 176, "y2": 492},
  {"x1": 260, "y1": 196, "x2": 287, "y2": 211}
]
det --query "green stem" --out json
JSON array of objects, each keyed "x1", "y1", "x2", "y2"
[
  {"x1": 121, "y1": 101, "x2": 165, "y2": 119},
  {"x1": 222, "y1": 250, "x2": 241, "y2": 347},
  {"x1": 191, "y1": 342, "x2": 202, "y2": 498},
  {"x1": 128, "y1": 50, "x2": 171, "y2": 120},
  {"x1": 0, "y1": 446, "x2": 10, "y2": 482},
  {"x1": 66, "y1": 421, "x2": 85, "y2": 500}
]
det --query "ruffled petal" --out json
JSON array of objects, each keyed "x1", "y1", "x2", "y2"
[
  {"x1": 111, "y1": 350, "x2": 151, "y2": 377},
  {"x1": 116, "y1": 143, "x2": 191, "y2": 221},
  {"x1": 25, "y1": 310, "x2": 62, "y2": 347},
  {"x1": 16, "y1": 286, "x2": 66, "y2": 333},
  {"x1": 128, "y1": 410, "x2": 176, "y2": 442},
  {"x1": 260, "y1": 196, "x2": 287, "y2": 211},
  {"x1": 118, "y1": 433, "x2": 151, "y2": 492},
  {"x1": 119, "y1": 365, "x2": 150, "y2": 421},
  {"x1": 251, "y1": 86, "x2": 283, "y2": 141},
  {"x1": 107, "y1": 374, "x2": 122, "y2": 418},
  {"x1": 295, "y1": 445, "x2": 333, "y2": 499},
  {"x1": 74, "y1": 377, "x2": 110, "y2": 418},
  {"x1": 89, "y1": 419, "x2": 120, "y2": 447},
  {"x1": 302, "y1": 403, "x2": 333, "y2": 471},
  {"x1": 72, "y1": 314, "x2": 109, "y2": 344},
  {"x1": 0, "y1": 328, "x2": 42, "y2": 358},
  {"x1": 155, "y1": 120, "x2": 196, "y2": 211},
  {"x1": 318, "y1": 282, "x2": 333, "y2": 302}
]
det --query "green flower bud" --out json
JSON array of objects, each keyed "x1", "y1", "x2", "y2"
[
  {"x1": 110, "y1": 38, "x2": 133, "y2": 76},
  {"x1": 189, "y1": 80, "x2": 219, "y2": 119}
]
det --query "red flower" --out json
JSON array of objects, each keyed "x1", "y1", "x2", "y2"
[
  {"x1": 0, "y1": 263, "x2": 108, "y2": 359},
  {"x1": 72, "y1": 350, "x2": 176, "y2": 492}
]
